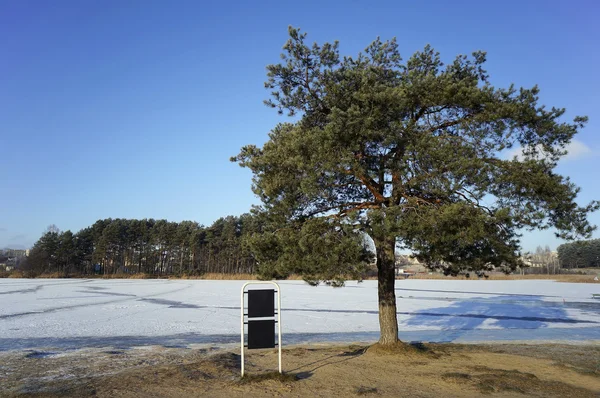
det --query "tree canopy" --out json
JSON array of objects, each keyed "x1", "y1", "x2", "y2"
[{"x1": 233, "y1": 27, "x2": 598, "y2": 344}]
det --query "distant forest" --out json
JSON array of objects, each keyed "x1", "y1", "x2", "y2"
[
  {"x1": 17, "y1": 216, "x2": 600, "y2": 277},
  {"x1": 23, "y1": 215, "x2": 263, "y2": 276},
  {"x1": 557, "y1": 239, "x2": 600, "y2": 268}
]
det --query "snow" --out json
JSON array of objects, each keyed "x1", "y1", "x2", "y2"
[{"x1": 0, "y1": 278, "x2": 599, "y2": 351}]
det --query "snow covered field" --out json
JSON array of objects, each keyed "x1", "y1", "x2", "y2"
[{"x1": 1, "y1": 278, "x2": 599, "y2": 351}]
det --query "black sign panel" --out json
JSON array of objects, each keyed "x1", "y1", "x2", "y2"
[
  {"x1": 248, "y1": 289, "x2": 275, "y2": 318},
  {"x1": 248, "y1": 319, "x2": 275, "y2": 349}
]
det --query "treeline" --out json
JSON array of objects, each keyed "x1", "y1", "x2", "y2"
[
  {"x1": 24, "y1": 215, "x2": 263, "y2": 276},
  {"x1": 557, "y1": 239, "x2": 600, "y2": 268}
]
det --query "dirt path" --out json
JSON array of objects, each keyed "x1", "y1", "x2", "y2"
[{"x1": 1, "y1": 342, "x2": 599, "y2": 397}]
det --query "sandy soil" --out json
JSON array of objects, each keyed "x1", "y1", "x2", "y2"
[{"x1": 1, "y1": 342, "x2": 599, "y2": 398}]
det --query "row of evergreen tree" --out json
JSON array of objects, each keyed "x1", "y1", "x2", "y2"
[
  {"x1": 557, "y1": 239, "x2": 600, "y2": 268},
  {"x1": 23, "y1": 216, "x2": 600, "y2": 276},
  {"x1": 24, "y1": 215, "x2": 263, "y2": 276}
]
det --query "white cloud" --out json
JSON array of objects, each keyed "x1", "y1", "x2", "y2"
[
  {"x1": 504, "y1": 140, "x2": 593, "y2": 162},
  {"x1": 563, "y1": 140, "x2": 593, "y2": 161}
]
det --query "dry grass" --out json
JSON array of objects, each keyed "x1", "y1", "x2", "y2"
[
  {"x1": 38, "y1": 272, "x2": 66, "y2": 278},
  {"x1": 489, "y1": 274, "x2": 599, "y2": 283},
  {"x1": 238, "y1": 372, "x2": 299, "y2": 384},
  {"x1": 90, "y1": 273, "x2": 162, "y2": 279},
  {"x1": 404, "y1": 273, "x2": 599, "y2": 283},
  {"x1": 174, "y1": 273, "x2": 310, "y2": 281},
  {"x1": 7, "y1": 270, "x2": 25, "y2": 278},
  {"x1": 6, "y1": 269, "x2": 598, "y2": 283},
  {"x1": 3, "y1": 343, "x2": 598, "y2": 397},
  {"x1": 121, "y1": 272, "x2": 152, "y2": 279},
  {"x1": 175, "y1": 273, "x2": 258, "y2": 280}
]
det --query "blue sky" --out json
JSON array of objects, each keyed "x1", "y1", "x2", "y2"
[{"x1": 1, "y1": 0, "x2": 598, "y2": 252}]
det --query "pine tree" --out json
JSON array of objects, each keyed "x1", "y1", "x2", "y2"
[{"x1": 233, "y1": 27, "x2": 598, "y2": 345}]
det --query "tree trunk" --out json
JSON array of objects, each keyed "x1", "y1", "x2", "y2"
[
  {"x1": 180, "y1": 246, "x2": 184, "y2": 274},
  {"x1": 375, "y1": 237, "x2": 399, "y2": 345}
]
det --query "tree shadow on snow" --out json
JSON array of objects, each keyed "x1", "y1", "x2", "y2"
[{"x1": 401, "y1": 295, "x2": 598, "y2": 342}]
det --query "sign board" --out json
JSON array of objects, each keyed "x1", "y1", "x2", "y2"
[
  {"x1": 248, "y1": 289, "x2": 275, "y2": 318},
  {"x1": 248, "y1": 319, "x2": 275, "y2": 349},
  {"x1": 240, "y1": 282, "x2": 282, "y2": 376}
]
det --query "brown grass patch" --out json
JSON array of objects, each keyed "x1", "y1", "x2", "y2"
[
  {"x1": 404, "y1": 273, "x2": 599, "y2": 283},
  {"x1": 38, "y1": 272, "x2": 66, "y2": 278},
  {"x1": 238, "y1": 372, "x2": 298, "y2": 384},
  {"x1": 7, "y1": 270, "x2": 25, "y2": 278},
  {"x1": 355, "y1": 386, "x2": 378, "y2": 395},
  {"x1": 199, "y1": 273, "x2": 257, "y2": 280},
  {"x1": 2, "y1": 343, "x2": 599, "y2": 398},
  {"x1": 487, "y1": 274, "x2": 599, "y2": 283},
  {"x1": 96, "y1": 273, "x2": 162, "y2": 279},
  {"x1": 461, "y1": 366, "x2": 587, "y2": 395},
  {"x1": 167, "y1": 273, "x2": 258, "y2": 280},
  {"x1": 10, "y1": 270, "x2": 600, "y2": 283},
  {"x1": 441, "y1": 372, "x2": 472, "y2": 381},
  {"x1": 125, "y1": 272, "x2": 153, "y2": 279}
]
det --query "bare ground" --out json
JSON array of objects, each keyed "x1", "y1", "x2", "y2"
[{"x1": 1, "y1": 342, "x2": 599, "y2": 398}]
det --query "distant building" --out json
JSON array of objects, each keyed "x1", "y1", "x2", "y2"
[
  {"x1": 395, "y1": 254, "x2": 428, "y2": 274},
  {"x1": 0, "y1": 262, "x2": 13, "y2": 271}
]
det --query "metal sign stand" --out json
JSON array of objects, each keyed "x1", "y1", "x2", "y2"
[{"x1": 240, "y1": 281, "x2": 282, "y2": 377}]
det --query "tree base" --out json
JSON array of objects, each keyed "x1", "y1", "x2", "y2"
[{"x1": 367, "y1": 341, "x2": 435, "y2": 357}]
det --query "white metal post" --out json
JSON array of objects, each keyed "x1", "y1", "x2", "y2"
[
  {"x1": 240, "y1": 281, "x2": 282, "y2": 377},
  {"x1": 277, "y1": 283, "x2": 282, "y2": 373},
  {"x1": 240, "y1": 283, "x2": 245, "y2": 377}
]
